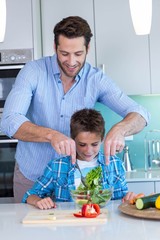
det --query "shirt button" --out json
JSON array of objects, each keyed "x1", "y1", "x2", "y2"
[
  {"x1": 62, "y1": 97, "x2": 65, "y2": 100},
  {"x1": 60, "y1": 115, "x2": 63, "y2": 118},
  {"x1": 58, "y1": 80, "x2": 61, "y2": 83}
]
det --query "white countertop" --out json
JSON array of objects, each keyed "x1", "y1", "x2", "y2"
[
  {"x1": 0, "y1": 201, "x2": 160, "y2": 240},
  {"x1": 126, "y1": 169, "x2": 160, "y2": 182}
]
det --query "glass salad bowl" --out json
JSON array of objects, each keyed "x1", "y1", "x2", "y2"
[{"x1": 70, "y1": 187, "x2": 113, "y2": 208}]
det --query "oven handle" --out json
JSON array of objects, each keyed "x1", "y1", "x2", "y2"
[
  {"x1": 0, "y1": 65, "x2": 24, "y2": 70},
  {"x1": 0, "y1": 139, "x2": 18, "y2": 143}
]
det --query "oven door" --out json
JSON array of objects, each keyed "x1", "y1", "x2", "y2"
[
  {"x1": 0, "y1": 64, "x2": 24, "y2": 108},
  {"x1": 0, "y1": 137, "x2": 18, "y2": 197}
]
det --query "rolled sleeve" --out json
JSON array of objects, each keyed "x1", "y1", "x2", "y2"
[
  {"x1": 22, "y1": 191, "x2": 31, "y2": 203},
  {"x1": 1, "y1": 114, "x2": 30, "y2": 138}
]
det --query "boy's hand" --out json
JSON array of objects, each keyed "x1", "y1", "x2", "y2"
[
  {"x1": 122, "y1": 192, "x2": 137, "y2": 203},
  {"x1": 35, "y1": 197, "x2": 56, "y2": 210}
]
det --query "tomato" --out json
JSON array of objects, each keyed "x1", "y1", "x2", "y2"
[{"x1": 73, "y1": 203, "x2": 100, "y2": 218}]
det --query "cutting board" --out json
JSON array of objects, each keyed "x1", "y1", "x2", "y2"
[
  {"x1": 118, "y1": 202, "x2": 160, "y2": 220},
  {"x1": 22, "y1": 209, "x2": 108, "y2": 225}
]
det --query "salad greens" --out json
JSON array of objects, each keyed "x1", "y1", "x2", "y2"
[
  {"x1": 71, "y1": 166, "x2": 112, "y2": 207},
  {"x1": 77, "y1": 166, "x2": 102, "y2": 190}
]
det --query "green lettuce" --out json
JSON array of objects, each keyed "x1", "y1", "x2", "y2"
[{"x1": 77, "y1": 166, "x2": 102, "y2": 191}]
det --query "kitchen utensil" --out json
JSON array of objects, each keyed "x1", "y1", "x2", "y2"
[
  {"x1": 147, "y1": 140, "x2": 152, "y2": 169},
  {"x1": 123, "y1": 145, "x2": 133, "y2": 171},
  {"x1": 75, "y1": 161, "x2": 88, "y2": 188},
  {"x1": 144, "y1": 129, "x2": 160, "y2": 171},
  {"x1": 156, "y1": 140, "x2": 160, "y2": 160}
]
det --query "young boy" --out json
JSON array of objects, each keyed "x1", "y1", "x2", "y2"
[{"x1": 22, "y1": 109, "x2": 136, "y2": 209}]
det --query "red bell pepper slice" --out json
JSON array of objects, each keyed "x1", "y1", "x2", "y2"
[
  {"x1": 73, "y1": 203, "x2": 100, "y2": 218},
  {"x1": 73, "y1": 212, "x2": 83, "y2": 218},
  {"x1": 82, "y1": 203, "x2": 100, "y2": 217}
]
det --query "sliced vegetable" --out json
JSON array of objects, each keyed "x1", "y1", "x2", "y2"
[
  {"x1": 136, "y1": 193, "x2": 160, "y2": 210},
  {"x1": 82, "y1": 203, "x2": 100, "y2": 217},
  {"x1": 73, "y1": 212, "x2": 83, "y2": 218},
  {"x1": 155, "y1": 196, "x2": 160, "y2": 209},
  {"x1": 73, "y1": 203, "x2": 100, "y2": 218}
]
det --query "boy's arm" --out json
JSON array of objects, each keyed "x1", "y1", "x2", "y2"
[{"x1": 22, "y1": 162, "x2": 55, "y2": 205}]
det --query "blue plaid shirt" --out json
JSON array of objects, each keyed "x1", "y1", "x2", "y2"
[{"x1": 22, "y1": 152, "x2": 128, "y2": 203}]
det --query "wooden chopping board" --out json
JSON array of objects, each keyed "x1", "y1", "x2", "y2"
[
  {"x1": 118, "y1": 202, "x2": 160, "y2": 220},
  {"x1": 22, "y1": 209, "x2": 108, "y2": 225}
]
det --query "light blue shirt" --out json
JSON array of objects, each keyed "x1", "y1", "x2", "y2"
[{"x1": 1, "y1": 54, "x2": 150, "y2": 181}]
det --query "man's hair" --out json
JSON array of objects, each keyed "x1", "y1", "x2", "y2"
[
  {"x1": 70, "y1": 108, "x2": 105, "y2": 140},
  {"x1": 53, "y1": 16, "x2": 93, "y2": 49}
]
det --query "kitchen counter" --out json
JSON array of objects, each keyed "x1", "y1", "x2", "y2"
[
  {"x1": 0, "y1": 201, "x2": 160, "y2": 240},
  {"x1": 126, "y1": 169, "x2": 160, "y2": 182}
]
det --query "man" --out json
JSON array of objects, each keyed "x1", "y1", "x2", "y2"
[{"x1": 1, "y1": 16, "x2": 150, "y2": 202}]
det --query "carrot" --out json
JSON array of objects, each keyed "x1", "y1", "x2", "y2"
[{"x1": 129, "y1": 193, "x2": 145, "y2": 205}]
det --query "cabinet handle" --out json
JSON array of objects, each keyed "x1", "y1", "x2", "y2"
[
  {"x1": 0, "y1": 139, "x2": 18, "y2": 143},
  {"x1": 101, "y1": 64, "x2": 105, "y2": 73}
]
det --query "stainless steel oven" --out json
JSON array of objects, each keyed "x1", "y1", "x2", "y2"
[
  {"x1": 0, "y1": 49, "x2": 33, "y2": 197},
  {"x1": 0, "y1": 137, "x2": 18, "y2": 197}
]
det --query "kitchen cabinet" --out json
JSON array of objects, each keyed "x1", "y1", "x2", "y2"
[
  {"x1": 40, "y1": 0, "x2": 160, "y2": 95},
  {"x1": 155, "y1": 182, "x2": 160, "y2": 193},
  {"x1": 40, "y1": 0, "x2": 96, "y2": 66},
  {"x1": 127, "y1": 182, "x2": 154, "y2": 195},
  {"x1": 94, "y1": 0, "x2": 151, "y2": 95},
  {"x1": 1, "y1": 0, "x2": 33, "y2": 50},
  {"x1": 0, "y1": 0, "x2": 41, "y2": 59},
  {"x1": 149, "y1": 0, "x2": 160, "y2": 94},
  {"x1": 126, "y1": 169, "x2": 160, "y2": 194}
]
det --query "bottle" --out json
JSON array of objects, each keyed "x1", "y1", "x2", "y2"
[{"x1": 123, "y1": 145, "x2": 132, "y2": 171}]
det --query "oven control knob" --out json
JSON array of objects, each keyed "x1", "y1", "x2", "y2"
[{"x1": 10, "y1": 55, "x2": 16, "y2": 61}]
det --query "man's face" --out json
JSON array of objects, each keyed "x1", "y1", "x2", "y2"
[
  {"x1": 75, "y1": 132, "x2": 102, "y2": 162},
  {"x1": 55, "y1": 35, "x2": 89, "y2": 78}
]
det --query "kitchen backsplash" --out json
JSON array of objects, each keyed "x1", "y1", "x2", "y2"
[{"x1": 95, "y1": 95, "x2": 160, "y2": 169}]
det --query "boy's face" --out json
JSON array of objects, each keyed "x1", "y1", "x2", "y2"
[{"x1": 75, "y1": 132, "x2": 102, "y2": 161}]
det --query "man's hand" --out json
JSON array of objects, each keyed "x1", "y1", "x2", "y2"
[
  {"x1": 104, "y1": 127, "x2": 125, "y2": 165},
  {"x1": 13, "y1": 122, "x2": 77, "y2": 163},
  {"x1": 48, "y1": 132, "x2": 76, "y2": 164},
  {"x1": 103, "y1": 112, "x2": 146, "y2": 165}
]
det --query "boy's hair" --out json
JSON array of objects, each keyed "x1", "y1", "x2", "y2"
[
  {"x1": 70, "y1": 108, "x2": 105, "y2": 140},
  {"x1": 53, "y1": 16, "x2": 93, "y2": 49}
]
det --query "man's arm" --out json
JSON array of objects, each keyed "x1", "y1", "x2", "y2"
[
  {"x1": 104, "y1": 112, "x2": 146, "y2": 164},
  {"x1": 13, "y1": 121, "x2": 76, "y2": 163}
]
